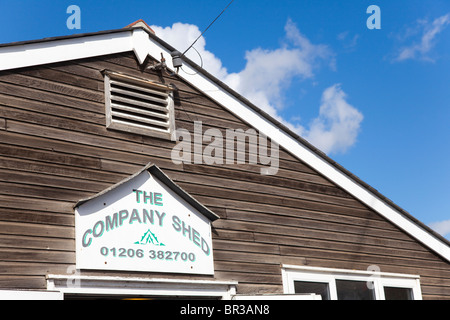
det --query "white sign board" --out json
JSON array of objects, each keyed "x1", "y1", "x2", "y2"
[{"x1": 75, "y1": 168, "x2": 215, "y2": 275}]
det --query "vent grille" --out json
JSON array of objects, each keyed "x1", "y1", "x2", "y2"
[{"x1": 105, "y1": 72, "x2": 175, "y2": 140}]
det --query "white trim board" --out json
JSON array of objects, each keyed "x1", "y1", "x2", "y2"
[
  {"x1": 47, "y1": 274, "x2": 237, "y2": 299},
  {"x1": 0, "y1": 289, "x2": 63, "y2": 300},
  {"x1": 281, "y1": 265, "x2": 423, "y2": 300},
  {"x1": 0, "y1": 27, "x2": 449, "y2": 263}
]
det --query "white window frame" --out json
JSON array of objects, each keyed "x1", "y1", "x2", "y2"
[
  {"x1": 46, "y1": 274, "x2": 237, "y2": 300},
  {"x1": 281, "y1": 265, "x2": 422, "y2": 300}
]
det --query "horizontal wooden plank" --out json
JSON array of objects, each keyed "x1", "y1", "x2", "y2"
[
  {"x1": 3, "y1": 102, "x2": 273, "y2": 165},
  {"x1": 172, "y1": 167, "x2": 348, "y2": 199},
  {"x1": 423, "y1": 295, "x2": 450, "y2": 300},
  {"x1": 0, "y1": 195, "x2": 73, "y2": 214},
  {"x1": 0, "y1": 234, "x2": 73, "y2": 251},
  {"x1": 0, "y1": 262, "x2": 71, "y2": 276},
  {"x1": 0, "y1": 180, "x2": 93, "y2": 202},
  {"x1": 182, "y1": 162, "x2": 335, "y2": 188},
  {"x1": 0, "y1": 221, "x2": 74, "y2": 239},
  {"x1": 213, "y1": 239, "x2": 281, "y2": 255},
  {"x1": 0, "y1": 126, "x2": 179, "y2": 172},
  {"x1": 0, "y1": 155, "x2": 125, "y2": 184},
  {"x1": 233, "y1": 283, "x2": 283, "y2": 295},
  {"x1": 190, "y1": 188, "x2": 387, "y2": 223},
  {"x1": 4, "y1": 120, "x2": 324, "y2": 185},
  {"x1": 0, "y1": 80, "x2": 104, "y2": 114},
  {"x1": 213, "y1": 216, "x2": 416, "y2": 245},
  {"x1": 0, "y1": 131, "x2": 150, "y2": 169},
  {"x1": 213, "y1": 271, "x2": 281, "y2": 285},
  {"x1": 213, "y1": 250, "x2": 285, "y2": 265},
  {"x1": 212, "y1": 228, "x2": 255, "y2": 242},
  {"x1": 248, "y1": 227, "x2": 428, "y2": 254},
  {"x1": 0, "y1": 107, "x2": 116, "y2": 142},
  {"x1": 18, "y1": 66, "x2": 102, "y2": 91},
  {"x1": 100, "y1": 158, "x2": 179, "y2": 175},
  {"x1": 420, "y1": 276, "x2": 450, "y2": 288},
  {"x1": 174, "y1": 100, "x2": 244, "y2": 125},
  {"x1": 276, "y1": 236, "x2": 436, "y2": 262},
  {"x1": 421, "y1": 285, "x2": 450, "y2": 298},
  {"x1": 224, "y1": 206, "x2": 399, "y2": 233},
  {"x1": 173, "y1": 172, "x2": 365, "y2": 210},
  {"x1": 2, "y1": 102, "x2": 333, "y2": 183},
  {"x1": 231, "y1": 200, "x2": 381, "y2": 226},
  {"x1": 213, "y1": 231, "x2": 439, "y2": 269},
  {"x1": 278, "y1": 245, "x2": 447, "y2": 270},
  {"x1": 214, "y1": 261, "x2": 281, "y2": 275},
  {"x1": 0, "y1": 143, "x2": 101, "y2": 169},
  {"x1": 0, "y1": 247, "x2": 74, "y2": 264},
  {"x1": 6, "y1": 120, "x2": 156, "y2": 158},
  {"x1": 174, "y1": 108, "x2": 257, "y2": 133},
  {"x1": 0, "y1": 207, "x2": 73, "y2": 227},
  {"x1": 50, "y1": 61, "x2": 104, "y2": 81},
  {"x1": 0, "y1": 168, "x2": 110, "y2": 193},
  {"x1": 279, "y1": 255, "x2": 450, "y2": 282},
  {"x1": 0, "y1": 276, "x2": 46, "y2": 289},
  {"x1": 0, "y1": 72, "x2": 103, "y2": 103},
  {"x1": 0, "y1": 92, "x2": 105, "y2": 125},
  {"x1": 224, "y1": 208, "x2": 403, "y2": 237}
]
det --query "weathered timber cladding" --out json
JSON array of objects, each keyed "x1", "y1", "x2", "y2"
[{"x1": 0, "y1": 52, "x2": 449, "y2": 298}]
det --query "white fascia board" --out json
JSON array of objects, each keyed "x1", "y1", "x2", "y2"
[
  {"x1": 147, "y1": 38, "x2": 450, "y2": 263},
  {"x1": 0, "y1": 31, "x2": 134, "y2": 72},
  {"x1": 131, "y1": 29, "x2": 152, "y2": 64},
  {"x1": 0, "y1": 29, "x2": 150, "y2": 72}
]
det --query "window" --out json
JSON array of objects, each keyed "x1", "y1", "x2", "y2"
[
  {"x1": 335, "y1": 280, "x2": 375, "y2": 300},
  {"x1": 294, "y1": 281, "x2": 330, "y2": 300},
  {"x1": 384, "y1": 286, "x2": 413, "y2": 300},
  {"x1": 282, "y1": 265, "x2": 422, "y2": 300},
  {"x1": 104, "y1": 71, "x2": 176, "y2": 140}
]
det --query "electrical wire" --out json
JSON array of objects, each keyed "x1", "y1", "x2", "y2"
[
  {"x1": 180, "y1": 46, "x2": 203, "y2": 75},
  {"x1": 181, "y1": 0, "x2": 235, "y2": 58}
]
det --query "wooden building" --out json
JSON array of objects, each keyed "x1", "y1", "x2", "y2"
[{"x1": 0, "y1": 21, "x2": 449, "y2": 300}]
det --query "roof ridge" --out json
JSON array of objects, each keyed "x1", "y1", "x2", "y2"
[{"x1": 125, "y1": 19, "x2": 155, "y2": 34}]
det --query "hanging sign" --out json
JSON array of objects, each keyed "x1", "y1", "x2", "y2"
[{"x1": 75, "y1": 167, "x2": 216, "y2": 275}]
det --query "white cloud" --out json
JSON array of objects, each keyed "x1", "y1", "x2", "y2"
[
  {"x1": 393, "y1": 13, "x2": 450, "y2": 62},
  {"x1": 150, "y1": 22, "x2": 229, "y2": 80},
  {"x1": 225, "y1": 20, "x2": 335, "y2": 113},
  {"x1": 337, "y1": 31, "x2": 360, "y2": 51},
  {"x1": 151, "y1": 20, "x2": 362, "y2": 154},
  {"x1": 304, "y1": 84, "x2": 363, "y2": 154},
  {"x1": 429, "y1": 219, "x2": 450, "y2": 239}
]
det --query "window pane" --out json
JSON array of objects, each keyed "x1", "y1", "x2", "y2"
[
  {"x1": 384, "y1": 287, "x2": 413, "y2": 300},
  {"x1": 294, "y1": 281, "x2": 330, "y2": 300},
  {"x1": 336, "y1": 280, "x2": 375, "y2": 300}
]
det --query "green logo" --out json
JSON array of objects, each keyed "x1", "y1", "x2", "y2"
[{"x1": 135, "y1": 229, "x2": 165, "y2": 246}]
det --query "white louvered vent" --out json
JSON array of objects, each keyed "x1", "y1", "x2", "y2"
[{"x1": 104, "y1": 72, "x2": 175, "y2": 140}]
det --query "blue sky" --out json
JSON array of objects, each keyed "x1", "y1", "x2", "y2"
[{"x1": 0, "y1": 0, "x2": 449, "y2": 238}]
